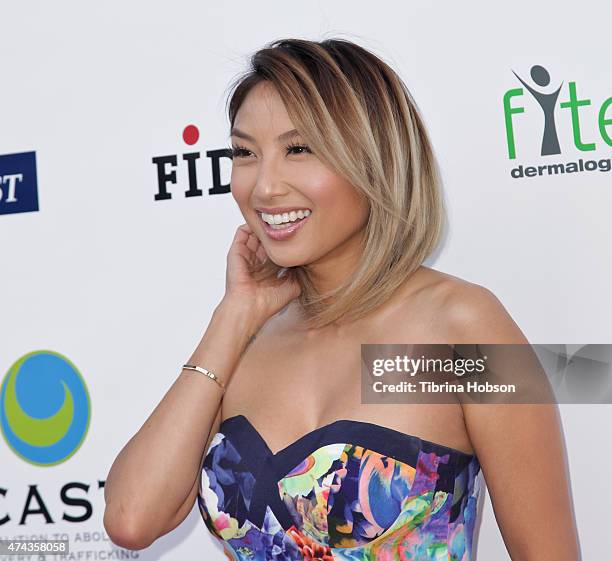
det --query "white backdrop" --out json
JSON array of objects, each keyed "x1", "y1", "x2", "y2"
[{"x1": 1, "y1": 1, "x2": 610, "y2": 560}]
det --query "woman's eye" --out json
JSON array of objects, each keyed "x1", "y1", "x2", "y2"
[
  {"x1": 229, "y1": 144, "x2": 312, "y2": 159},
  {"x1": 286, "y1": 143, "x2": 312, "y2": 155},
  {"x1": 230, "y1": 145, "x2": 251, "y2": 158}
]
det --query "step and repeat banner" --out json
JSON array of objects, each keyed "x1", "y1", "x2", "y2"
[{"x1": 1, "y1": 2, "x2": 610, "y2": 560}]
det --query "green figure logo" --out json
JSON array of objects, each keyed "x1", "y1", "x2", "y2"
[{"x1": 503, "y1": 64, "x2": 612, "y2": 159}]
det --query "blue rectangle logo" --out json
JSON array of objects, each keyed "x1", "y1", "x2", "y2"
[{"x1": 0, "y1": 151, "x2": 39, "y2": 216}]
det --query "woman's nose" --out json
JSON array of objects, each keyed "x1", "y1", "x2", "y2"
[{"x1": 252, "y1": 159, "x2": 291, "y2": 200}]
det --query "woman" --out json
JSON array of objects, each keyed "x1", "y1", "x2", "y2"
[{"x1": 103, "y1": 38, "x2": 581, "y2": 560}]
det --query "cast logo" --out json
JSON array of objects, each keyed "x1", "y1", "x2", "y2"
[
  {"x1": 503, "y1": 65, "x2": 612, "y2": 178},
  {"x1": 152, "y1": 124, "x2": 232, "y2": 200},
  {"x1": 0, "y1": 151, "x2": 39, "y2": 216},
  {"x1": 0, "y1": 351, "x2": 91, "y2": 466}
]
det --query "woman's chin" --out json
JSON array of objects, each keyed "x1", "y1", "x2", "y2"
[
  {"x1": 267, "y1": 253, "x2": 311, "y2": 270},
  {"x1": 273, "y1": 261, "x2": 306, "y2": 270}
]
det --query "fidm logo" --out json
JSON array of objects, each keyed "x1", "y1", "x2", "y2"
[
  {"x1": 152, "y1": 124, "x2": 232, "y2": 201},
  {"x1": 0, "y1": 351, "x2": 91, "y2": 466},
  {"x1": 0, "y1": 151, "x2": 39, "y2": 215},
  {"x1": 503, "y1": 64, "x2": 612, "y2": 179}
]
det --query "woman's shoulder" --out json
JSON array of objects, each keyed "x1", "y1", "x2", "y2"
[
  {"x1": 390, "y1": 264, "x2": 490, "y2": 313},
  {"x1": 393, "y1": 266, "x2": 528, "y2": 344}
]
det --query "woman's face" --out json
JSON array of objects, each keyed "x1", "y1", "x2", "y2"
[{"x1": 230, "y1": 81, "x2": 370, "y2": 276}]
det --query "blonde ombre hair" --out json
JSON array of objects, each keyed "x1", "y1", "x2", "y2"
[{"x1": 226, "y1": 37, "x2": 446, "y2": 329}]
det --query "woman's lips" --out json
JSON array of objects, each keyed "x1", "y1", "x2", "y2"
[{"x1": 259, "y1": 213, "x2": 311, "y2": 241}]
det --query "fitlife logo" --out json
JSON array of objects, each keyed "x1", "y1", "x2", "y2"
[
  {"x1": 152, "y1": 124, "x2": 232, "y2": 200},
  {"x1": 0, "y1": 151, "x2": 39, "y2": 216},
  {"x1": 503, "y1": 65, "x2": 612, "y2": 179}
]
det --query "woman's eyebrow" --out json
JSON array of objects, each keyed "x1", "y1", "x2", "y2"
[{"x1": 229, "y1": 127, "x2": 300, "y2": 142}]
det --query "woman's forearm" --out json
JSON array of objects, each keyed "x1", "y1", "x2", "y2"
[{"x1": 102, "y1": 298, "x2": 260, "y2": 549}]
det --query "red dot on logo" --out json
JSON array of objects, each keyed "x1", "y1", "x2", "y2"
[{"x1": 183, "y1": 124, "x2": 200, "y2": 145}]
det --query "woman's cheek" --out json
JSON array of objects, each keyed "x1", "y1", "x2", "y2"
[{"x1": 230, "y1": 174, "x2": 251, "y2": 206}]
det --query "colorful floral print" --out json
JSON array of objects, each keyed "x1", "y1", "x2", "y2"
[{"x1": 198, "y1": 415, "x2": 482, "y2": 561}]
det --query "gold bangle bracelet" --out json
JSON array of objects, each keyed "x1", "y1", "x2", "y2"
[{"x1": 182, "y1": 364, "x2": 226, "y2": 391}]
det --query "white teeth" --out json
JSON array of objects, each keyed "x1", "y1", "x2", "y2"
[{"x1": 260, "y1": 209, "x2": 311, "y2": 225}]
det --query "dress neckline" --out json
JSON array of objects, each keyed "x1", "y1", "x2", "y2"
[
  {"x1": 220, "y1": 413, "x2": 476, "y2": 459},
  {"x1": 208, "y1": 414, "x2": 481, "y2": 530}
]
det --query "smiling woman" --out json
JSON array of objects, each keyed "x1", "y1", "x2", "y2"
[
  {"x1": 227, "y1": 79, "x2": 372, "y2": 299},
  {"x1": 103, "y1": 37, "x2": 581, "y2": 561},
  {"x1": 224, "y1": 39, "x2": 445, "y2": 327}
]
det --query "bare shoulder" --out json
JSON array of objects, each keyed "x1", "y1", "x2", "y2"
[
  {"x1": 411, "y1": 269, "x2": 581, "y2": 558},
  {"x1": 413, "y1": 273, "x2": 580, "y2": 560},
  {"x1": 397, "y1": 266, "x2": 529, "y2": 344}
]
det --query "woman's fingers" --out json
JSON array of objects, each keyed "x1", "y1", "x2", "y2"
[
  {"x1": 233, "y1": 224, "x2": 252, "y2": 250},
  {"x1": 245, "y1": 233, "x2": 259, "y2": 254},
  {"x1": 234, "y1": 223, "x2": 267, "y2": 266},
  {"x1": 255, "y1": 245, "x2": 268, "y2": 264}
]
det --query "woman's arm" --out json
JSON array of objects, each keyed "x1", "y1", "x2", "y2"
[
  {"x1": 102, "y1": 222, "x2": 301, "y2": 550},
  {"x1": 103, "y1": 298, "x2": 260, "y2": 550},
  {"x1": 445, "y1": 284, "x2": 582, "y2": 561}
]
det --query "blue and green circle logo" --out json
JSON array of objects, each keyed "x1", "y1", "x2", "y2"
[{"x1": 0, "y1": 350, "x2": 91, "y2": 466}]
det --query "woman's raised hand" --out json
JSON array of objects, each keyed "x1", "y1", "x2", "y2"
[{"x1": 223, "y1": 223, "x2": 302, "y2": 327}]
